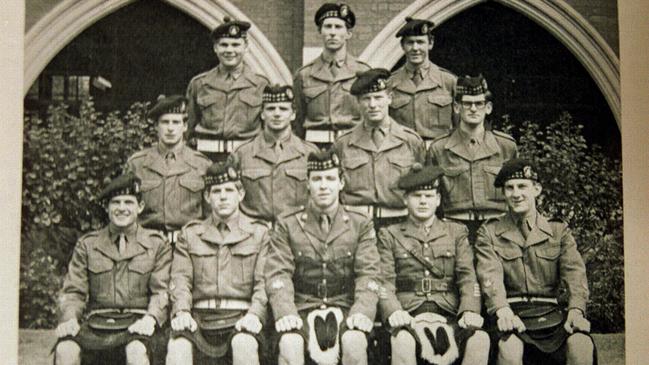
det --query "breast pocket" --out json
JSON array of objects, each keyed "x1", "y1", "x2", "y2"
[
  {"x1": 88, "y1": 253, "x2": 115, "y2": 302},
  {"x1": 189, "y1": 248, "x2": 217, "y2": 288},
  {"x1": 140, "y1": 178, "x2": 163, "y2": 213},
  {"x1": 389, "y1": 92, "x2": 413, "y2": 128},
  {"x1": 332, "y1": 246, "x2": 355, "y2": 278},
  {"x1": 494, "y1": 244, "x2": 524, "y2": 289},
  {"x1": 197, "y1": 92, "x2": 225, "y2": 122},
  {"x1": 239, "y1": 90, "x2": 263, "y2": 123},
  {"x1": 442, "y1": 167, "x2": 472, "y2": 205},
  {"x1": 427, "y1": 94, "x2": 453, "y2": 128},
  {"x1": 285, "y1": 168, "x2": 308, "y2": 206},
  {"x1": 230, "y1": 242, "x2": 259, "y2": 292},
  {"x1": 432, "y1": 244, "x2": 456, "y2": 276},
  {"x1": 127, "y1": 256, "x2": 155, "y2": 298},
  {"x1": 387, "y1": 156, "x2": 414, "y2": 190},
  {"x1": 179, "y1": 175, "x2": 205, "y2": 216},
  {"x1": 483, "y1": 165, "x2": 505, "y2": 202},
  {"x1": 303, "y1": 85, "x2": 328, "y2": 117},
  {"x1": 535, "y1": 244, "x2": 561, "y2": 286},
  {"x1": 342, "y1": 155, "x2": 371, "y2": 193}
]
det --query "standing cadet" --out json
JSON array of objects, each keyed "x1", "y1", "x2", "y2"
[
  {"x1": 126, "y1": 95, "x2": 211, "y2": 244},
  {"x1": 334, "y1": 68, "x2": 426, "y2": 225},
  {"x1": 377, "y1": 164, "x2": 489, "y2": 365},
  {"x1": 389, "y1": 18, "x2": 456, "y2": 146},
  {"x1": 265, "y1": 149, "x2": 381, "y2": 365},
  {"x1": 54, "y1": 173, "x2": 171, "y2": 365},
  {"x1": 293, "y1": 3, "x2": 370, "y2": 145},
  {"x1": 230, "y1": 84, "x2": 319, "y2": 223},
  {"x1": 186, "y1": 17, "x2": 269, "y2": 160},
  {"x1": 166, "y1": 160, "x2": 269, "y2": 365},
  {"x1": 475, "y1": 159, "x2": 596, "y2": 365},
  {"x1": 429, "y1": 75, "x2": 517, "y2": 243}
]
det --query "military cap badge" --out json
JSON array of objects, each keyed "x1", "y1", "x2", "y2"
[
  {"x1": 421, "y1": 23, "x2": 428, "y2": 34},
  {"x1": 228, "y1": 167, "x2": 238, "y2": 179},
  {"x1": 523, "y1": 166, "x2": 533, "y2": 179},
  {"x1": 340, "y1": 4, "x2": 349, "y2": 17},
  {"x1": 229, "y1": 25, "x2": 239, "y2": 36},
  {"x1": 285, "y1": 88, "x2": 294, "y2": 100}
]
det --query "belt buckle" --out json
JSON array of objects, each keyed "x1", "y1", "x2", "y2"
[
  {"x1": 317, "y1": 283, "x2": 328, "y2": 298},
  {"x1": 421, "y1": 278, "x2": 433, "y2": 293}
]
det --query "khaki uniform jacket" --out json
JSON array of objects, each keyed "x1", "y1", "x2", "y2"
[
  {"x1": 333, "y1": 119, "x2": 426, "y2": 208},
  {"x1": 127, "y1": 144, "x2": 212, "y2": 231},
  {"x1": 429, "y1": 129, "x2": 518, "y2": 215},
  {"x1": 231, "y1": 133, "x2": 319, "y2": 222},
  {"x1": 170, "y1": 213, "x2": 270, "y2": 323},
  {"x1": 265, "y1": 205, "x2": 381, "y2": 321},
  {"x1": 58, "y1": 226, "x2": 171, "y2": 325},
  {"x1": 186, "y1": 64, "x2": 269, "y2": 139},
  {"x1": 389, "y1": 62, "x2": 456, "y2": 139},
  {"x1": 377, "y1": 219, "x2": 481, "y2": 320},
  {"x1": 474, "y1": 213, "x2": 589, "y2": 314},
  {"x1": 292, "y1": 53, "x2": 370, "y2": 137}
]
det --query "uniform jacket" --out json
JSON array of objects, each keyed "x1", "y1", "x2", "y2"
[
  {"x1": 58, "y1": 225, "x2": 171, "y2": 325},
  {"x1": 170, "y1": 213, "x2": 270, "y2": 322},
  {"x1": 127, "y1": 144, "x2": 211, "y2": 231},
  {"x1": 429, "y1": 129, "x2": 518, "y2": 214},
  {"x1": 292, "y1": 53, "x2": 370, "y2": 136},
  {"x1": 333, "y1": 119, "x2": 426, "y2": 208},
  {"x1": 265, "y1": 204, "x2": 381, "y2": 321},
  {"x1": 231, "y1": 132, "x2": 319, "y2": 222},
  {"x1": 389, "y1": 61, "x2": 456, "y2": 139},
  {"x1": 377, "y1": 219, "x2": 481, "y2": 320},
  {"x1": 186, "y1": 63, "x2": 269, "y2": 139},
  {"x1": 474, "y1": 212, "x2": 589, "y2": 314}
]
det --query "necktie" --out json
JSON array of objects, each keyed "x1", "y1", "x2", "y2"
[
  {"x1": 412, "y1": 70, "x2": 423, "y2": 86},
  {"x1": 330, "y1": 61, "x2": 339, "y2": 78},
  {"x1": 372, "y1": 128, "x2": 385, "y2": 149},
  {"x1": 320, "y1": 214, "x2": 330, "y2": 234},
  {"x1": 274, "y1": 142, "x2": 282, "y2": 159},
  {"x1": 218, "y1": 222, "x2": 228, "y2": 236},
  {"x1": 118, "y1": 234, "x2": 127, "y2": 255},
  {"x1": 165, "y1": 152, "x2": 174, "y2": 166},
  {"x1": 519, "y1": 218, "x2": 531, "y2": 240}
]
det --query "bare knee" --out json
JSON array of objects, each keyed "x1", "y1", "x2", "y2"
[
  {"x1": 279, "y1": 333, "x2": 304, "y2": 365},
  {"x1": 166, "y1": 337, "x2": 192, "y2": 365},
  {"x1": 55, "y1": 340, "x2": 81, "y2": 365},
  {"x1": 466, "y1": 330, "x2": 490, "y2": 353},
  {"x1": 341, "y1": 330, "x2": 368, "y2": 356},
  {"x1": 498, "y1": 335, "x2": 524, "y2": 363},
  {"x1": 232, "y1": 332, "x2": 259, "y2": 352},
  {"x1": 390, "y1": 330, "x2": 416, "y2": 352},
  {"x1": 125, "y1": 340, "x2": 148, "y2": 365},
  {"x1": 566, "y1": 333, "x2": 594, "y2": 364}
]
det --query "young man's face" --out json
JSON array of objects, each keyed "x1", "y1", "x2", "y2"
[
  {"x1": 401, "y1": 35, "x2": 433, "y2": 66},
  {"x1": 454, "y1": 94, "x2": 492, "y2": 127},
  {"x1": 213, "y1": 37, "x2": 247, "y2": 68},
  {"x1": 319, "y1": 18, "x2": 351, "y2": 52},
  {"x1": 261, "y1": 101, "x2": 295, "y2": 133},
  {"x1": 308, "y1": 168, "x2": 344, "y2": 210},
  {"x1": 358, "y1": 90, "x2": 392, "y2": 124},
  {"x1": 405, "y1": 189, "x2": 440, "y2": 222},
  {"x1": 107, "y1": 195, "x2": 144, "y2": 228},
  {"x1": 204, "y1": 182, "x2": 245, "y2": 219},
  {"x1": 503, "y1": 179, "x2": 542, "y2": 216},
  {"x1": 157, "y1": 113, "x2": 187, "y2": 148}
]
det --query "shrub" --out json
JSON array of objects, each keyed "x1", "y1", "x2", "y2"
[{"x1": 19, "y1": 247, "x2": 62, "y2": 329}]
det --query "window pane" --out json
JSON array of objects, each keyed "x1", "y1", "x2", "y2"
[
  {"x1": 52, "y1": 76, "x2": 64, "y2": 101},
  {"x1": 68, "y1": 76, "x2": 78, "y2": 100},
  {"x1": 80, "y1": 76, "x2": 91, "y2": 99}
]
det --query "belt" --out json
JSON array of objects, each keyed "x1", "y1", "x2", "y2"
[
  {"x1": 193, "y1": 298, "x2": 251, "y2": 310},
  {"x1": 196, "y1": 138, "x2": 246, "y2": 153},
  {"x1": 295, "y1": 280, "x2": 353, "y2": 299},
  {"x1": 87, "y1": 308, "x2": 148, "y2": 318},
  {"x1": 345, "y1": 205, "x2": 408, "y2": 219},
  {"x1": 396, "y1": 278, "x2": 454, "y2": 295},
  {"x1": 507, "y1": 296, "x2": 558, "y2": 305},
  {"x1": 166, "y1": 230, "x2": 180, "y2": 243},
  {"x1": 423, "y1": 139, "x2": 434, "y2": 149},
  {"x1": 445, "y1": 210, "x2": 505, "y2": 221},
  {"x1": 305, "y1": 129, "x2": 351, "y2": 144}
]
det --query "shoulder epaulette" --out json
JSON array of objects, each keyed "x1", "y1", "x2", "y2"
[
  {"x1": 188, "y1": 69, "x2": 211, "y2": 84},
  {"x1": 336, "y1": 128, "x2": 354, "y2": 139},
  {"x1": 356, "y1": 59, "x2": 371, "y2": 69},
  {"x1": 233, "y1": 137, "x2": 255, "y2": 153},
  {"x1": 296, "y1": 60, "x2": 316, "y2": 74},
  {"x1": 182, "y1": 219, "x2": 203, "y2": 231},
  {"x1": 492, "y1": 130, "x2": 516, "y2": 142},
  {"x1": 147, "y1": 229, "x2": 167, "y2": 242},
  {"x1": 279, "y1": 205, "x2": 306, "y2": 219},
  {"x1": 127, "y1": 148, "x2": 151, "y2": 162},
  {"x1": 432, "y1": 130, "x2": 452, "y2": 142},
  {"x1": 342, "y1": 205, "x2": 372, "y2": 219},
  {"x1": 79, "y1": 230, "x2": 99, "y2": 242},
  {"x1": 548, "y1": 217, "x2": 567, "y2": 224}
]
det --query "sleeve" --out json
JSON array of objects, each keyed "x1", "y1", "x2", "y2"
[
  {"x1": 474, "y1": 224, "x2": 509, "y2": 314},
  {"x1": 453, "y1": 224, "x2": 482, "y2": 314},
  {"x1": 169, "y1": 229, "x2": 194, "y2": 316},
  {"x1": 376, "y1": 227, "x2": 403, "y2": 320},
  {"x1": 291, "y1": 72, "x2": 307, "y2": 139},
  {"x1": 58, "y1": 240, "x2": 90, "y2": 323},
  {"x1": 146, "y1": 238, "x2": 172, "y2": 326},
  {"x1": 559, "y1": 226, "x2": 589, "y2": 313},
  {"x1": 186, "y1": 79, "x2": 200, "y2": 134},
  {"x1": 349, "y1": 219, "x2": 380, "y2": 321},
  {"x1": 247, "y1": 229, "x2": 270, "y2": 323},
  {"x1": 264, "y1": 219, "x2": 299, "y2": 319}
]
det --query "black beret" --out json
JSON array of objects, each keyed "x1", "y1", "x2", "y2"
[
  {"x1": 307, "y1": 148, "x2": 340, "y2": 172},
  {"x1": 494, "y1": 159, "x2": 539, "y2": 188},
  {"x1": 211, "y1": 17, "x2": 251, "y2": 41},
  {"x1": 398, "y1": 163, "x2": 443, "y2": 192},
  {"x1": 147, "y1": 94, "x2": 187, "y2": 120},
  {"x1": 455, "y1": 75, "x2": 489, "y2": 97},
  {"x1": 98, "y1": 173, "x2": 141, "y2": 203},
  {"x1": 396, "y1": 17, "x2": 435, "y2": 38},
  {"x1": 350, "y1": 68, "x2": 391, "y2": 96},
  {"x1": 263, "y1": 84, "x2": 294, "y2": 103},
  {"x1": 204, "y1": 160, "x2": 241, "y2": 188},
  {"x1": 315, "y1": 3, "x2": 355, "y2": 28}
]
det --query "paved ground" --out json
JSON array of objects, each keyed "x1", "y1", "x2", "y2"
[{"x1": 19, "y1": 329, "x2": 624, "y2": 364}]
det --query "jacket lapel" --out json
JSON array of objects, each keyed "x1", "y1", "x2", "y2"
[
  {"x1": 496, "y1": 214, "x2": 526, "y2": 248},
  {"x1": 472, "y1": 131, "x2": 500, "y2": 161},
  {"x1": 324, "y1": 206, "x2": 350, "y2": 245},
  {"x1": 526, "y1": 214, "x2": 553, "y2": 247},
  {"x1": 445, "y1": 130, "x2": 473, "y2": 162},
  {"x1": 296, "y1": 210, "x2": 328, "y2": 258}
]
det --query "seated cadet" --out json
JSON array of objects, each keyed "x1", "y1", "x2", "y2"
[
  {"x1": 230, "y1": 84, "x2": 319, "y2": 223},
  {"x1": 54, "y1": 173, "x2": 171, "y2": 365},
  {"x1": 377, "y1": 163, "x2": 489, "y2": 365},
  {"x1": 333, "y1": 68, "x2": 426, "y2": 226},
  {"x1": 265, "y1": 149, "x2": 381, "y2": 365},
  {"x1": 474, "y1": 159, "x2": 596, "y2": 365},
  {"x1": 166, "y1": 160, "x2": 269, "y2": 365},
  {"x1": 126, "y1": 95, "x2": 211, "y2": 244}
]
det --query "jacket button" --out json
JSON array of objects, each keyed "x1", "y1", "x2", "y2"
[{"x1": 446, "y1": 251, "x2": 451, "y2": 257}]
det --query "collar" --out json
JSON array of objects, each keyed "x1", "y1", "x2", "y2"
[
  {"x1": 211, "y1": 210, "x2": 240, "y2": 232},
  {"x1": 363, "y1": 118, "x2": 391, "y2": 132},
  {"x1": 405, "y1": 60, "x2": 431, "y2": 76},
  {"x1": 108, "y1": 223, "x2": 138, "y2": 244},
  {"x1": 263, "y1": 128, "x2": 292, "y2": 146},
  {"x1": 408, "y1": 215, "x2": 436, "y2": 231},
  {"x1": 217, "y1": 63, "x2": 244, "y2": 80},
  {"x1": 308, "y1": 200, "x2": 339, "y2": 221},
  {"x1": 321, "y1": 51, "x2": 347, "y2": 67},
  {"x1": 157, "y1": 142, "x2": 184, "y2": 159},
  {"x1": 511, "y1": 210, "x2": 537, "y2": 230},
  {"x1": 457, "y1": 128, "x2": 485, "y2": 145}
]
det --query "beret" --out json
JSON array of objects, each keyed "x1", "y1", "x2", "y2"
[
  {"x1": 398, "y1": 163, "x2": 443, "y2": 192},
  {"x1": 263, "y1": 84, "x2": 294, "y2": 103},
  {"x1": 494, "y1": 159, "x2": 539, "y2": 188},
  {"x1": 204, "y1": 160, "x2": 241, "y2": 187},
  {"x1": 211, "y1": 17, "x2": 251, "y2": 41},
  {"x1": 98, "y1": 173, "x2": 141, "y2": 203},
  {"x1": 350, "y1": 68, "x2": 391, "y2": 96},
  {"x1": 307, "y1": 148, "x2": 340, "y2": 172},
  {"x1": 147, "y1": 94, "x2": 187, "y2": 120},
  {"x1": 396, "y1": 17, "x2": 435, "y2": 38},
  {"x1": 315, "y1": 3, "x2": 355, "y2": 28}
]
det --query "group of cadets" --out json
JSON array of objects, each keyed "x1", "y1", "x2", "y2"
[{"x1": 54, "y1": 3, "x2": 596, "y2": 365}]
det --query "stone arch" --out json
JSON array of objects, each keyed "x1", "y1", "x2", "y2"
[
  {"x1": 24, "y1": 0, "x2": 292, "y2": 94},
  {"x1": 359, "y1": 0, "x2": 620, "y2": 128}
]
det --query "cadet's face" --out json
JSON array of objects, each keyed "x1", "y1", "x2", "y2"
[
  {"x1": 402, "y1": 35, "x2": 433, "y2": 66},
  {"x1": 503, "y1": 179, "x2": 541, "y2": 216},
  {"x1": 308, "y1": 168, "x2": 344, "y2": 209},
  {"x1": 214, "y1": 37, "x2": 247, "y2": 68},
  {"x1": 405, "y1": 189, "x2": 440, "y2": 222},
  {"x1": 358, "y1": 90, "x2": 392, "y2": 124},
  {"x1": 157, "y1": 113, "x2": 187, "y2": 147},
  {"x1": 319, "y1": 18, "x2": 351, "y2": 51},
  {"x1": 107, "y1": 195, "x2": 144, "y2": 228},
  {"x1": 454, "y1": 94, "x2": 492, "y2": 127},
  {"x1": 205, "y1": 182, "x2": 244, "y2": 219},
  {"x1": 261, "y1": 102, "x2": 295, "y2": 132}
]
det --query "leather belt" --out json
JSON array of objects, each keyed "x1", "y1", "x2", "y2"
[
  {"x1": 445, "y1": 210, "x2": 505, "y2": 221},
  {"x1": 193, "y1": 298, "x2": 251, "y2": 310},
  {"x1": 196, "y1": 138, "x2": 246, "y2": 153},
  {"x1": 423, "y1": 139, "x2": 434, "y2": 149},
  {"x1": 295, "y1": 280, "x2": 353, "y2": 298},
  {"x1": 396, "y1": 278, "x2": 454, "y2": 295},
  {"x1": 507, "y1": 296, "x2": 558, "y2": 305},
  {"x1": 305, "y1": 129, "x2": 351, "y2": 144},
  {"x1": 345, "y1": 205, "x2": 408, "y2": 219},
  {"x1": 87, "y1": 308, "x2": 147, "y2": 318},
  {"x1": 166, "y1": 230, "x2": 180, "y2": 244}
]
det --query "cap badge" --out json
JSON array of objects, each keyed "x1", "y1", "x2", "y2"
[
  {"x1": 421, "y1": 24, "x2": 428, "y2": 34},
  {"x1": 331, "y1": 154, "x2": 340, "y2": 166},
  {"x1": 228, "y1": 167, "x2": 238, "y2": 179},
  {"x1": 285, "y1": 88, "x2": 294, "y2": 100},
  {"x1": 340, "y1": 5, "x2": 348, "y2": 17},
  {"x1": 377, "y1": 79, "x2": 386, "y2": 89},
  {"x1": 523, "y1": 166, "x2": 533, "y2": 178},
  {"x1": 229, "y1": 25, "x2": 239, "y2": 36}
]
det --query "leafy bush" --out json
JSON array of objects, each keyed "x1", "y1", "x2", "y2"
[{"x1": 19, "y1": 247, "x2": 62, "y2": 329}]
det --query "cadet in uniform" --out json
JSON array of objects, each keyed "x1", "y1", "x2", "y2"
[
  {"x1": 334, "y1": 68, "x2": 426, "y2": 225},
  {"x1": 474, "y1": 159, "x2": 596, "y2": 365},
  {"x1": 186, "y1": 17, "x2": 269, "y2": 160},
  {"x1": 166, "y1": 161, "x2": 269, "y2": 365},
  {"x1": 54, "y1": 173, "x2": 171, "y2": 365},
  {"x1": 389, "y1": 18, "x2": 457, "y2": 146},
  {"x1": 265, "y1": 149, "x2": 381, "y2": 365},
  {"x1": 293, "y1": 3, "x2": 370, "y2": 145},
  {"x1": 126, "y1": 95, "x2": 211, "y2": 244},
  {"x1": 230, "y1": 84, "x2": 319, "y2": 223},
  {"x1": 429, "y1": 75, "x2": 518, "y2": 243},
  {"x1": 377, "y1": 164, "x2": 489, "y2": 365}
]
